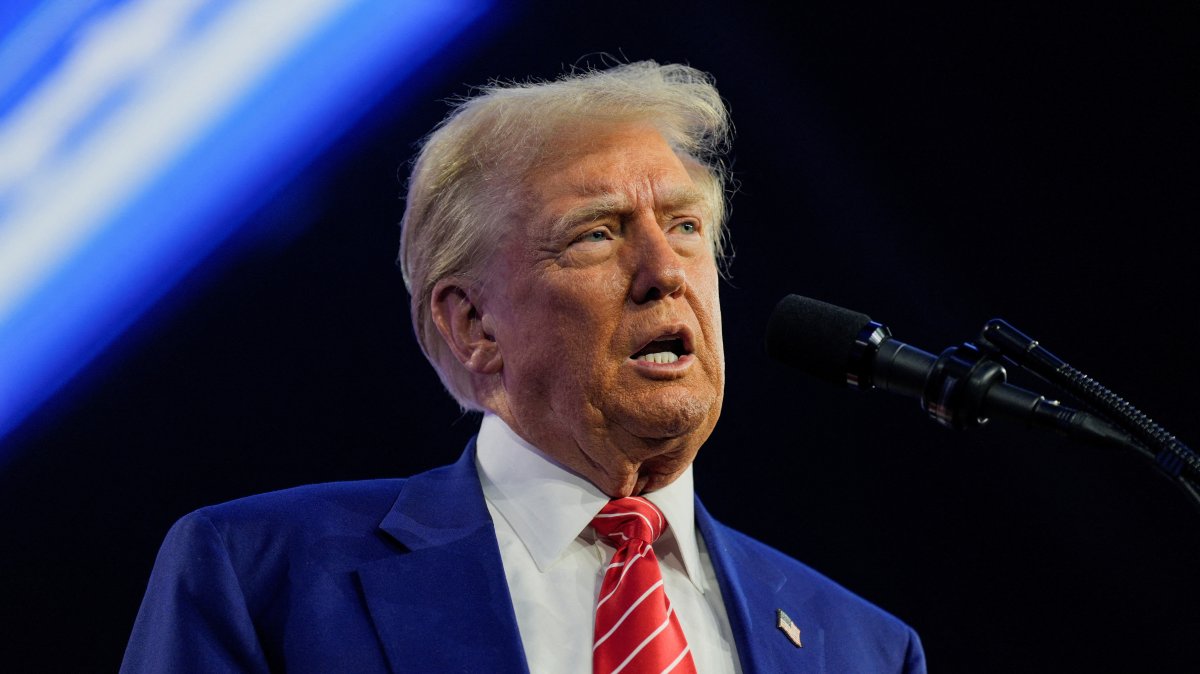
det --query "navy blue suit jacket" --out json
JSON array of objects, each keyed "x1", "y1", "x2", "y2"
[{"x1": 122, "y1": 441, "x2": 925, "y2": 672}]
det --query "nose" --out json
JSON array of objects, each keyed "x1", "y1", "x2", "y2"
[{"x1": 629, "y1": 221, "x2": 686, "y2": 304}]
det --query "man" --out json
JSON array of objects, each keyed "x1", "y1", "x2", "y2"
[{"x1": 122, "y1": 62, "x2": 925, "y2": 673}]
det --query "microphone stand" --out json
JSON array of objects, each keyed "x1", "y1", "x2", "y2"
[
  {"x1": 848, "y1": 320, "x2": 1145, "y2": 453},
  {"x1": 768, "y1": 294, "x2": 1200, "y2": 509},
  {"x1": 904, "y1": 318, "x2": 1200, "y2": 510},
  {"x1": 972, "y1": 319, "x2": 1200, "y2": 510}
]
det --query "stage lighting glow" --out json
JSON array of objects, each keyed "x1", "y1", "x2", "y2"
[{"x1": 0, "y1": 0, "x2": 493, "y2": 445}]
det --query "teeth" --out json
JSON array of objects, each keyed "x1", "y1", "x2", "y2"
[{"x1": 636, "y1": 351, "x2": 679, "y2": 364}]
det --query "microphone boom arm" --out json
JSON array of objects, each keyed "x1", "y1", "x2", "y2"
[
  {"x1": 850, "y1": 320, "x2": 1142, "y2": 452},
  {"x1": 975, "y1": 319, "x2": 1200, "y2": 495},
  {"x1": 765, "y1": 294, "x2": 1199, "y2": 508}
]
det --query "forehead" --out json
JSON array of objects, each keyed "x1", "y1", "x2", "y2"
[{"x1": 522, "y1": 122, "x2": 704, "y2": 216}]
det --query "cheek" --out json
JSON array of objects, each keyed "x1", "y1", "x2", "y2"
[
  {"x1": 692, "y1": 265, "x2": 722, "y2": 322},
  {"x1": 560, "y1": 262, "x2": 629, "y2": 302},
  {"x1": 511, "y1": 277, "x2": 617, "y2": 386},
  {"x1": 546, "y1": 268, "x2": 628, "y2": 329},
  {"x1": 692, "y1": 267, "x2": 725, "y2": 369},
  {"x1": 709, "y1": 296, "x2": 724, "y2": 348}
]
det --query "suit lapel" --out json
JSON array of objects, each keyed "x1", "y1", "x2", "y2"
[
  {"x1": 357, "y1": 441, "x2": 529, "y2": 673},
  {"x1": 697, "y1": 498, "x2": 827, "y2": 673},
  {"x1": 357, "y1": 446, "x2": 831, "y2": 673}
]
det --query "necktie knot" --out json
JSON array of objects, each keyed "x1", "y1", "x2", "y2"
[{"x1": 590, "y1": 496, "x2": 666, "y2": 546}]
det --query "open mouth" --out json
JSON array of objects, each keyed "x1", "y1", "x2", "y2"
[{"x1": 630, "y1": 335, "x2": 689, "y2": 364}]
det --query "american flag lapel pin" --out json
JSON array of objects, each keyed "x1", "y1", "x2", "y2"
[{"x1": 776, "y1": 608, "x2": 803, "y2": 648}]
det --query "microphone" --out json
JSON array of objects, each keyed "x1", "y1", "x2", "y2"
[
  {"x1": 765, "y1": 294, "x2": 932, "y2": 398},
  {"x1": 765, "y1": 295, "x2": 1135, "y2": 446}
]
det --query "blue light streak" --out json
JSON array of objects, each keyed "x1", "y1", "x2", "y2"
[{"x1": 0, "y1": 0, "x2": 493, "y2": 448}]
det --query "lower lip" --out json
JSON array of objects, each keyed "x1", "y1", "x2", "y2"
[{"x1": 628, "y1": 353, "x2": 694, "y2": 377}]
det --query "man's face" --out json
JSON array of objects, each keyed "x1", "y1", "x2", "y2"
[{"x1": 483, "y1": 121, "x2": 725, "y2": 497}]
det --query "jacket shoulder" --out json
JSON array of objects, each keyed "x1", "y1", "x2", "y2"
[
  {"x1": 194, "y1": 478, "x2": 408, "y2": 531},
  {"x1": 160, "y1": 478, "x2": 412, "y2": 587},
  {"x1": 734, "y1": 525, "x2": 907, "y2": 612},
  {"x1": 703, "y1": 514, "x2": 926, "y2": 673},
  {"x1": 124, "y1": 478, "x2": 420, "y2": 673}
]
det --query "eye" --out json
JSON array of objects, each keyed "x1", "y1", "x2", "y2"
[
  {"x1": 574, "y1": 227, "x2": 613, "y2": 244},
  {"x1": 676, "y1": 220, "x2": 700, "y2": 235}
]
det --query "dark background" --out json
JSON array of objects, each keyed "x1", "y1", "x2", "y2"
[{"x1": 2, "y1": 2, "x2": 1197, "y2": 671}]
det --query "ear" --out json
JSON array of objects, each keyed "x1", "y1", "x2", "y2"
[{"x1": 430, "y1": 278, "x2": 503, "y2": 375}]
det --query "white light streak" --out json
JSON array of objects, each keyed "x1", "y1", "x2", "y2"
[{"x1": 0, "y1": 0, "x2": 352, "y2": 323}]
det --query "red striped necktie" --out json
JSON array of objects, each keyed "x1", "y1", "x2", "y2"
[{"x1": 590, "y1": 496, "x2": 697, "y2": 674}]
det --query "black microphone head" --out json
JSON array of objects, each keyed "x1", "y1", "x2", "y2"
[{"x1": 766, "y1": 295, "x2": 875, "y2": 385}]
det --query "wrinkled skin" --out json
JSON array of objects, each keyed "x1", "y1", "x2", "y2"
[{"x1": 434, "y1": 122, "x2": 725, "y2": 497}]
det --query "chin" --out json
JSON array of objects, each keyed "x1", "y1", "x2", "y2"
[{"x1": 619, "y1": 387, "x2": 720, "y2": 441}]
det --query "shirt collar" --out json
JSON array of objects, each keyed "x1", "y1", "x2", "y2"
[{"x1": 475, "y1": 413, "x2": 706, "y2": 591}]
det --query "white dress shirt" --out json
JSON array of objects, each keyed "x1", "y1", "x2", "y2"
[{"x1": 475, "y1": 413, "x2": 741, "y2": 673}]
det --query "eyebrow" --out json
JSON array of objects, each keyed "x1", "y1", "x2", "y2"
[{"x1": 547, "y1": 184, "x2": 709, "y2": 238}]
